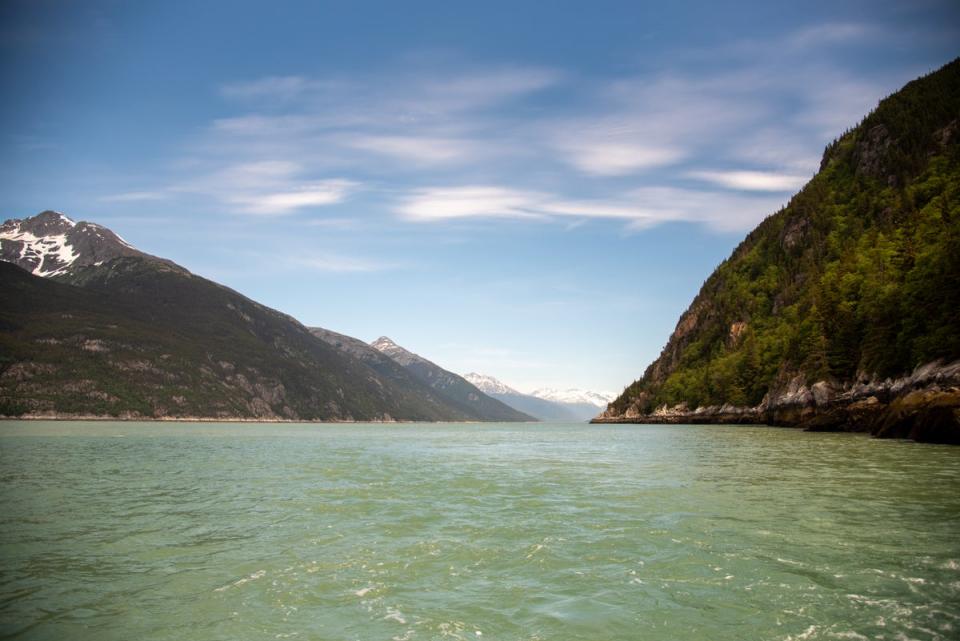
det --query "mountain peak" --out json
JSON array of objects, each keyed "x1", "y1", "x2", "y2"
[
  {"x1": 1, "y1": 210, "x2": 150, "y2": 278},
  {"x1": 370, "y1": 336, "x2": 419, "y2": 367},
  {"x1": 463, "y1": 372, "x2": 521, "y2": 396}
]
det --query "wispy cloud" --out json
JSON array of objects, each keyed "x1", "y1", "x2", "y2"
[
  {"x1": 175, "y1": 160, "x2": 358, "y2": 215},
  {"x1": 398, "y1": 186, "x2": 545, "y2": 222},
  {"x1": 397, "y1": 184, "x2": 787, "y2": 232},
  {"x1": 228, "y1": 181, "x2": 355, "y2": 215},
  {"x1": 125, "y1": 22, "x2": 925, "y2": 231},
  {"x1": 343, "y1": 134, "x2": 487, "y2": 165},
  {"x1": 555, "y1": 140, "x2": 684, "y2": 176},
  {"x1": 100, "y1": 191, "x2": 168, "y2": 202},
  {"x1": 292, "y1": 254, "x2": 400, "y2": 273},
  {"x1": 688, "y1": 170, "x2": 809, "y2": 192}
]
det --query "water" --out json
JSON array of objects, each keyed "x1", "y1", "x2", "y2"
[{"x1": 0, "y1": 422, "x2": 958, "y2": 641}]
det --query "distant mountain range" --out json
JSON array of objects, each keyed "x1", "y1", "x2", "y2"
[
  {"x1": 311, "y1": 331, "x2": 533, "y2": 422},
  {"x1": 463, "y1": 372, "x2": 613, "y2": 422},
  {"x1": 368, "y1": 338, "x2": 534, "y2": 422},
  {"x1": 0, "y1": 211, "x2": 532, "y2": 422}
]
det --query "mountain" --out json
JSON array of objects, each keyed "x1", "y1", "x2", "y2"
[
  {"x1": 462, "y1": 372, "x2": 520, "y2": 397},
  {"x1": 371, "y1": 338, "x2": 535, "y2": 422},
  {"x1": 309, "y1": 327, "x2": 488, "y2": 421},
  {"x1": 529, "y1": 388, "x2": 612, "y2": 406},
  {"x1": 0, "y1": 212, "x2": 517, "y2": 422},
  {"x1": 597, "y1": 59, "x2": 960, "y2": 443},
  {"x1": 0, "y1": 210, "x2": 165, "y2": 277},
  {"x1": 463, "y1": 372, "x2": 582, "y2": 422},
  {"x1": 529, "y1": 388, "x2": 615, "y2": 422}
]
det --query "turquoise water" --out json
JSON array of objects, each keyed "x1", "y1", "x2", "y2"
[{"x1": 0, "y1": 422, "x2": 958, "y2": 640}]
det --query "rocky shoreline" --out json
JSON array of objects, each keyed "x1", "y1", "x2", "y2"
[{"x1": 592, "y1": 360, "x2": 960, "y2": 444}]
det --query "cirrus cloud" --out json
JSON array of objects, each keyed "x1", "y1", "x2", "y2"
[{"x1": 688, "y1": 170, "x2": 809, "y2": 192}]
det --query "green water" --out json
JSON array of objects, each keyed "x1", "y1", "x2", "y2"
[{"x1": 0, "y1": 422, "x2": 958, "y2": 640}]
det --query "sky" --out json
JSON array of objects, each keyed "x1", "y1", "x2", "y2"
[{"x1": 1, "y1": 1, "x2": 958, "y2": 395}]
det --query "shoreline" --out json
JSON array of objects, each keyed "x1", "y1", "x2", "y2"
[
  {"x1": 594, "y1": 361, "x2": 960, "y2": 444},
  {"x1": 0, "y1": 415, "x2": 528, "y2": 424}
]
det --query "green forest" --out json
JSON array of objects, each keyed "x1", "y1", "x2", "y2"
[{"x1": 611, "y1": 58, "x2": 960, "y2": 415}]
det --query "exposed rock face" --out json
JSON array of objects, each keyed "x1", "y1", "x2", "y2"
[
  {"x1": 853, "y1": 124, "x2": 892, "y2": 180},
  {"x1": 780, "y1": 214, "x2": 810, "y2": 251},
  {"x1": 0, "y1": 210, "x2": 164, "y2": 277},
  {"x1": 594, "y1": 360, "x2": 960, "y2": 444}
]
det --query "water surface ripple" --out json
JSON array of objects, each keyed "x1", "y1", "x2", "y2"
[{"x1": 1, "y1": 422, "x2": 958, "y2": 640}]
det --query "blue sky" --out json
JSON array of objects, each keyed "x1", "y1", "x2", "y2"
[{"x1": 1, "y1": 1, "x2": 958, "y2": 394}]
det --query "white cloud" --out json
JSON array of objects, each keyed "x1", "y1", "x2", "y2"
[
  {"x1": 557, "y1": 141, "x2": 684, "y2": 175},
  {"x1": 228, "y1": 181, "x2": 356, "y2": 215},
  {"x1": 100, "y1": 191, "x2": 168, "y2": 202},
  {"x1": 151, "y1": 23, "x2": 925, "y2": 232},
  {"x1": 397, "y1": 184, "x2": 786, "y2": 232},
  {"x1": 294, "y1": 253, "x2": 398, "y2": 273},
  {"x1": 399, "y1": 186, "x2": 545, "y2": 222},
  {"x1": 624, "y1": 186, "x2": 788, "y2": 232},
  {"x1": 343, "y1": 135, "x2": 483, "y2": 165},
  {"x1": 688, "y1": 170, "x2": 809, "y2": 192},
  {"x1": 176, "y1": 160, "x2": 358, "y2": 215}
]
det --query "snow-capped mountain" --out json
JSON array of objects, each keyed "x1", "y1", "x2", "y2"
[
  {"x1": 0, "y1": 210, "x2": 150, "y2": 277},
  {"x1": 530, "y1": 388, "x2": 615, "y2": 408},
  {"x1": 463, "y1": 372, "x2": 583, "y2": 422},
  {"x1": 463, "y1": 372, "x2": 521, "y2": 396},
  {"x1": 463, "y1": 373, "x2": 612, "y2": 422}
]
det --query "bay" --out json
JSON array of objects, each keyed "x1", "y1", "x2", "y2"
[{"x1": 1, "y1": 421, "x2": 958, "y2": 640}]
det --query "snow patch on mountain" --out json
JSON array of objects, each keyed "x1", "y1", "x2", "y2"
[
  {"x1": 1, "y1": 220, "x2": 80, "y2": 277},
  {"x1": 530, "y1": 388, "x2": 615, "y2": 408},
  {"x1": 463, "y1": 372, "x2": 521, "y2": 396},
  {"x1": 1, "y1": 210, "x2": 150, "y2": 278}
]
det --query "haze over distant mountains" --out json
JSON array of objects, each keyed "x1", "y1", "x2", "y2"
[
  {"x1": 0, "y1": 211, "x2": 533, "y2": 422},
  {"x1": 463, "y1": 372, "x2": 613, "y2": 422}
]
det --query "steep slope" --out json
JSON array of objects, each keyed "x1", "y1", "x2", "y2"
[
  {"x1": 0, "y1": 212, "x2": 524, "y2": 421},
  {"x1": 371, "y1": 338, "x2": 535, "y2": 422},
  {"x1": 0, "y1": 259, "x2": 479, "y2": 420},
  {"x1": 310, "y1": 327, "x2": 480, "y2": 421},
  {"x1": 598, "y1": 59, "x2": 960, "y2": 443},
  {"x1": 463, "y1": 372, "x2": 582, "y2": 421}
]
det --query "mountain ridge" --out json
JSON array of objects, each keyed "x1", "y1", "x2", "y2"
[
  {"x1": 463, "y1": 372, "x2": 585, "y2": 421},
  {"x1": 0, "y1": 213, "x2": 526, "y2": 422},
  {"x1": 370, "y1": 338, "x2": 535, "y2": 422}
]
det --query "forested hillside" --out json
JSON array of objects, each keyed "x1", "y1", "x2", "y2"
[{"x1": 603, "y1": 59, "x2": 960, "y2": 440}]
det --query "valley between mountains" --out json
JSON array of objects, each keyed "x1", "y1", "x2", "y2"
[{"x1": 1, "y1": 60, "x2": 959, "y2": 442}]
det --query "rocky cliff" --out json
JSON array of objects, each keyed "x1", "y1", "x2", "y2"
[{"x1": 596, "y1": 59, "x2": 960, "y2": 443}]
